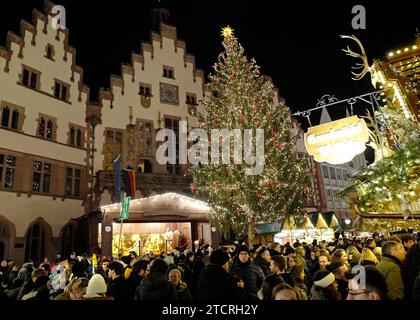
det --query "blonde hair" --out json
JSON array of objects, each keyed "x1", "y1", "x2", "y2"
[
  {"x1": 359, "y1": 248, "x2": 379, "y2": 265},
  {"x1": 64, "y1": 277, "x2": 89, "y2": 297},
  {"x1": 346, "y1": 245, "x2": 359, "y2": 256}
]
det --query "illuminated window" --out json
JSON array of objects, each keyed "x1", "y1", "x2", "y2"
[
  {"x1": 32, "y1": 160, "x2": 51, "y2": 193},
  {"x1": 0, "y1": 154, "x2": 17, "y2": 190}
]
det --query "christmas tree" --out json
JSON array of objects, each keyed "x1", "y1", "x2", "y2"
[{"x1": 190, "y1": 27, "x2": 311, "y2": 242}]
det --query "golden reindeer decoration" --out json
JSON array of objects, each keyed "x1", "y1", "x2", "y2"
[{"x1": 340, "y1": 35, "x2": 380, "y2": 87}]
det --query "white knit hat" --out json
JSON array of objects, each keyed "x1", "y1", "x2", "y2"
[
  {"x1": 83, "y1": 274, "x2": 107, "y2": 299},
  {"x1": 314, "y1": 272, "x2": 335, "y2": 288}
]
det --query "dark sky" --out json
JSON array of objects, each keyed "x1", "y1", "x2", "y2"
[{"x1": 1, "y1": 0, "x2": 419, "y2": 127}]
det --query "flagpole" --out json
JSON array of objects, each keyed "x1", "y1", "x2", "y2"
[
  {"x1": 117, "y1": 192, "x2": 126, "y2": 259},
  {"x1": 118, "y1": 219, "x2": 123, "y2": 259}
]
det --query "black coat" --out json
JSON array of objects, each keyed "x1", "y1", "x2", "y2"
[
  {"x1": 135, "y1": 273, "x2": 177, "y2": 301},
  {"x1": 125, "y1": 273, "x2": 143, "y2": 300},
  {"x1": 229, "y1": 261, "x2": 265, "y2": 299},
  {"x1": 196, "y1": 263, "x2": 246, "y2": 301},
  {"x1": 107, "y1": 276, "x2": 128, "y2": 301},
  {"x1": 336, "y1": 279, "x2": 348, "y2": 300}
]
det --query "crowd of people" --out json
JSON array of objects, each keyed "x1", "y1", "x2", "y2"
[{"x1": 1, "y1": 232, "x2": 419, "y2": 301}]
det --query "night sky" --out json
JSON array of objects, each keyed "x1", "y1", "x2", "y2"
[{"x1": 1, "y1": 0, "x2": 419, "y2": 128}]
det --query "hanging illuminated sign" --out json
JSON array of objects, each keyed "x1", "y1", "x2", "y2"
[{"x1": 304, "y1": 116, "x2": 370, "y2": 164}]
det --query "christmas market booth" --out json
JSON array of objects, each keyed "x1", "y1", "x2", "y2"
[
  {"x1": 97, "y1": 193, "x2": 219, "y2": 257},
  {"x1": 254, "y1": 212, "x2": 343, "y2": 245}
]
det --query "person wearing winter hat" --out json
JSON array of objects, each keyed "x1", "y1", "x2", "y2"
[
  {"x1": 230, "y1": 245, "x2": 265, "y2": 300},
  {"x1": 82, "y1": 274, "x2": 113, "y2": 300},
  {"x1": 328, "y1": 261, "x2": 350, "y2": 300},
  {"x1": 196, "y1": 249, "x2": 246, "y2": 301},
  {"x1": 309, "y1": 270, "x2": 341, "y2": 300}
]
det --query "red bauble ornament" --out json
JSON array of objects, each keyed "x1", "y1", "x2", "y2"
[
  {"x1": 255, "y1": 191, "x2": 261, "y2": 198},
  {"x1": 191, "y1": 184, "x2": 197, "y2": 193}
]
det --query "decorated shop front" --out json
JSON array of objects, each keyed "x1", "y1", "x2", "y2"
[{"x1": 98, "y1": 193, "x2": 220, "y2": 257}]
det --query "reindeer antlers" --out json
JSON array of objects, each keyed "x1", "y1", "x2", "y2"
[{"x1": 340, "y1": 35, "x2": 371, "y2": 81}]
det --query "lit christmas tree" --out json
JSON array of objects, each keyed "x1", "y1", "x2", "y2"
[{"x1": 190, "y1": 27, "x2": 311, "y2": 242}]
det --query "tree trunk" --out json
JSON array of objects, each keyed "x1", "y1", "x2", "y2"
[{"x1": 247, "y1": 223, "x2": 255, "y2": 248}]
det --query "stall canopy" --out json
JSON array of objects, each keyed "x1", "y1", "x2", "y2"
[{"x1": 321, "y1": 212, "x2": 343, "y2": 232}]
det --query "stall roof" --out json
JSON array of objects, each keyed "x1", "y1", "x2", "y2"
[
  {"x1": 310, "y1": 212, "x2": 329, "y2": 229},
  {"x1": 100, "y1": 193, "x2": 212, "y2": 220},
  {"x1": 322, "y1": 212, "x2": 343, "y2": 232}
]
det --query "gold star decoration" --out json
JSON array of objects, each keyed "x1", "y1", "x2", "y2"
[{"x1": 221, "y1": 26, "x2": 234, "y2": 38}]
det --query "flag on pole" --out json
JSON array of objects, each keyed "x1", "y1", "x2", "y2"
[
  {"x1": 113, "y1": 154, "x2": 121, "y2": 203},
  {"x1": 123, "y1": 168, "x2": 136, "y2": 199}
]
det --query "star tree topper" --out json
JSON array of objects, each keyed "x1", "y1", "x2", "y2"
[{"x1": 221, "y1": 25, "x2": 234, "y2": 38}]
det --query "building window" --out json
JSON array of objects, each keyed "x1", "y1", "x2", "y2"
[
  {"x1": 76, "y1": 129, "x2": 82, "y2": 147},
  {"x1": 139, "y1": 84, "x2": 152, "y2": 96},
  {"x1": 0, "y1": 154, "x2": 16, "y2": 190},
  {"x1": 70, "y1": 127, "x2": 75, "y2": 145},
  {"x1": 104, "y1": 130, "x2": 123, "y2": 170},
  {"x1": 330, "y1": 167, "x2": 336, "y2": 179},
  {"x1": 37, "y1": 115, "x2": 56, "y2": 140},
  {"x1": 186, "y1": 94, "x2": 197, "y2": 105},
  {"x1": 1, "y1": 103, "x2": 24, "y2": 131},
  {"x1": 68, "y1": 125, "x2": 84, "y2": 147},
  {"x1": 337, "y1": 169, "x2": 342, "y2": 181},
  {"x1": 54, "y1": 81, "x2": 69, "y2": 101},
  {"x1": 66, "y1": 167, "x2": 81, "y2": 197},
  {"x1": 32, "y1": 161, "x2": 51, "y2": 193},
  {"x1": 45, "y1": 44, "x2": 55, "y2": 60},
  {"x1": 163, "y1": 66, "x2": 174, "y2": 79},
  {"x1": 136, "y1": 120, "x2": 153, "y2": 158},
  {"x1": 21, "y1": 67, "x2": 39, "y2": 89},
  {"x1": 136, "y1": 120, "x2": 153, "y2": 173},
  {"x1": 322, "y1": 166, "x2": 329, "y2": 179},
  {"x1": 25, "y1": 223, "x2": 46, "y2": 264},
  {"x1": 165, "y1": 117, "x2": 180, "y2": 175}
]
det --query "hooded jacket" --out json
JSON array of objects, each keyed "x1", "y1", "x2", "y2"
[{"x1": 135, "y1": 272, "x2": 176, "y2": 301}]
